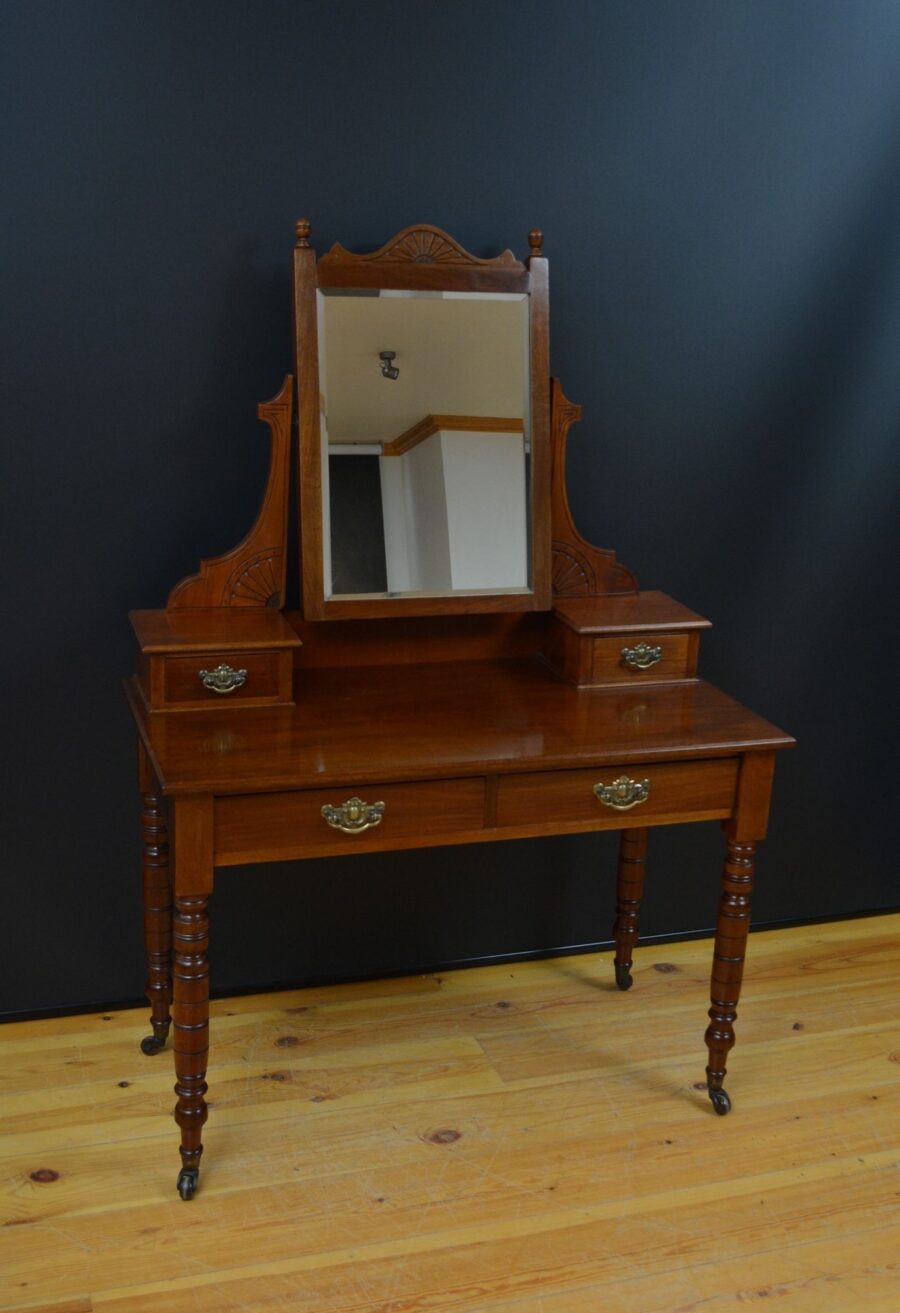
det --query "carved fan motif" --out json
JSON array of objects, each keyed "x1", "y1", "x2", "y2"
[
  {"x1": 319, "y1": 224, "x2": 522, "y2": 270},
  {"x1": 552, "y1": 543, "x2": 596, "y2": 596},
  {"x1": 382, "y1": 230, "x2": 475, "y2": 264},
  {"x1": 222, "y1": 550, "x2": 281, "y2": 606}
]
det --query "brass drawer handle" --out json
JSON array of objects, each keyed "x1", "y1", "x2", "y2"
[
  {"x1": 198, "y1": 663, "x2": 247, "y2": 694},
  {"x1": 321, "y1": 797, "x2": 385, "y2": 834},
  {"x1": 621, "y1": 643, "x2": 663, "y2": 671},
  {"x1": 593, "y1": 776, "x2": 650, "y2": 810}
]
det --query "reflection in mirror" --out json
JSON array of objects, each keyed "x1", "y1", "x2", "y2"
[{"x1": 318, "y1": 289, "x2": 531, "y2": 600}]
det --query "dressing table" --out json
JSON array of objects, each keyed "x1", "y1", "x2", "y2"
[{"x1": 126, "y1": 221, "x2": 793, "y2": 1200}]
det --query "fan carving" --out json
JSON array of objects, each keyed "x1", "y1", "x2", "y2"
[
  {"x1": 383, "y1": 230, "x2": 475, "y2": 265},
  {"x1": 320, "y1": 225, "x2": 521, "y2": 270},
  {"x1": 223, "y1": 550, "x2": 281, "y2": 606},
  {"x1": 552, "y1": 543, "x2": 596, "y2": 596}
]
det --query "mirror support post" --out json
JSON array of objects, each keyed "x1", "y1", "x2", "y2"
[{"x1": 293, "y1": 220, "x2": 326, "y2": 619}]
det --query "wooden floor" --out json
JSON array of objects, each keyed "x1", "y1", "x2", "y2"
[{"x1": 1, "y1": 914, "x2": 898, "y2": 1312}]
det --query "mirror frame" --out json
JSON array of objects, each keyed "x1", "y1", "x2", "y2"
[{"x1": 293, "y1": 221, "x2": 551, "y2": 620}]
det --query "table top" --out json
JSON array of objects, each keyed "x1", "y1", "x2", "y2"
[{"x1": 126, "y1": 658, "x2": 793, "y2": 797}]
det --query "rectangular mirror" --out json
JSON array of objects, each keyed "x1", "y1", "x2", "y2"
[
  {"x1": 319, "y1": 289, "x2": 531, "y2": 600},
  {"x1": 294, "y1": 224, "x2": 551, "y2": 620}
]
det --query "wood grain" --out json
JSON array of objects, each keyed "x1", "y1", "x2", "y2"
[
  {"x1": 159, "y1": 649, "x2": 288, "y2": 710},
  {"x1": 1, "y1": 914, "x2": 898, "y2": 1311},
  {"x1": 129, "y1": 610, "x2": 300, "y2": 712},
  {"x1": 215, "y1": 776, "x2": 487, "y2": 864},
  {"x1": 125, "y1": 662, "x2": 793, "y2": 798},
  {"x1": 590, "y1": 631, "x2": 693, "y2": 683},
  {"x1": 494, "y1": 757, "x2": 739, "y2": 830}
]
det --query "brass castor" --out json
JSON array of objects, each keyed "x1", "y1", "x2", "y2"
[
  {"x1": 177, "y1": 1167, "x2": 199, "y2": 1200},
  {"x1": 614, "y1": 964, "x2": 633, "y2": 991},
  {"x1": 708, "y1": 1087, "x2": 732, "y2": 1116},
  {"x1": 140, "y1": 1020, "x2": 170, "y2": 1055}
]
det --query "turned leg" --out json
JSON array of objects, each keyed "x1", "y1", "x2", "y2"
[
  {"x1": 139, "y1": 789, "x2": 172, "y2": 1055},
  {"x1": 613, "y1": 827, "x2": 647, "y2": 990},
  {"x1": 173, "y1": 894, "x2": 209, "y2": 1200},
  {"x1": 704, "y1": 837, "x2": 756, "y2": 1115}
]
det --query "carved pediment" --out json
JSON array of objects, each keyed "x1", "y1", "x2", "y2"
[{"x1": 319, "y1": 224, "x2": 523, "y2": 271}]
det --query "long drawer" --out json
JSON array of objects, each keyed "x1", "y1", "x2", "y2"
[
  {"x1": 215, "y1": 776, "x2": 487, "y2": 864},
  {"x1": 494, "y1": 758, "x2": 739, "y2": 833}
]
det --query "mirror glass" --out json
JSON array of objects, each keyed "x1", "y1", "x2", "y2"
[{"x1": 318, "y1": 289, "x2": 531, "y2": 600}]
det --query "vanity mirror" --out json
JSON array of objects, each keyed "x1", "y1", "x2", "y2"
[{"x1": 293, "y1": 222, "x2": 551, "y2": 619}]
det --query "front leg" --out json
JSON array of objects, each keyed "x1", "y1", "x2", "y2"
[
  {"x1": 704, "y1": 837, "x2": 756, "y2": 1115},
  {"x1": 612, "y1": 827, "x2": 647, "y2": 990},
  {"x1": 173, "y1": 893, "x2": 209, "y2": 1199},
  {"x1": 139, "y1": 787, "x2": 172, "y2": 1055}
]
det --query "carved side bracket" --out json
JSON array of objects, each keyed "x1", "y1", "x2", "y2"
[
  {"x1": 167, "y1": 375, "x2": 293, "y2": 610},
  {"x1": 551, "y1": 378, "x2": 638, "y2": 597}
]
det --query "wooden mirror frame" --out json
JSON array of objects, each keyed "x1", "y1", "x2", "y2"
[{"x1": 293, "y1": 220, "x2": 552, "y2": 620}]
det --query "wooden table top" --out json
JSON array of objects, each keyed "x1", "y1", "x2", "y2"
[{"x1": 126, "y1": 658, "x2": 793, "y2": 797}]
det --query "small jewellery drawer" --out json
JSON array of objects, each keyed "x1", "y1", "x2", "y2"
[
  {"x1": 495, "y1": 758, "x2": 738, "y2": 832},
  {"x1": 215, "y1": 777, "x2": 487, "y2": 863},
  {"x1": 159, "y1": 649, "x2": 291, "y2": 709},
  {"x1": 591, "y1": 632, "x2": 693, "y2": 684}
]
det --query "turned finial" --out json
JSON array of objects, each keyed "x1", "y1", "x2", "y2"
[
  {"x1": 295, "y1": 218, "x2": 311, "y2": 247},
  {"x1": 528, "y1": 228, "x2": 543, "y2": 258}
]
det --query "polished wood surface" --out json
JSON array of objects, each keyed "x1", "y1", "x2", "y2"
[
  {"x1": 157, "y1": 649, "x2": 289, "y2": 710},
  {"x1": 167, "y1": 376, "x2": 293, "y2": 609},
  {"x1": 211, "y1": 758, "x2": 741, "y2": 867},
  {"x1": 171, "y1": 893, "x2": 209, "y2": 1198},
  {"x1": 494, "y1": 756, "x2": 738, "y2": 830},
  {"x1": 124, "y1": 219, "x2": 794, "y2": 1196},
  {"x1": 316, "y1": 222, "x2": 531, "y2": 293},
  {"x1": 705, "y1": 837, "x2": 756, "y2": 1114},
  {"x1": 126, "y1": 655, "x2": 791, "y2": 1193},
  {"x1": 542, "y1": 592, "x2": 707, "y2": 686},
  {"x1": 293, "y1": 221, "x2": 324, "y2": 617},
  {"x1": 126, "y1": 661, "x2": 791, "y2": 797},
  {"x1": 130, "y1": 608, "x2": 302, "y2": 653},
  {"x1": 3, "y1": 915, "x2": 897, "y2": 1311},
  {"x1": 137, "y1": 742, "x2": 171, "y2": 1055},
  {"x1": 215, "y1": 776, "x2": 488, "y2": 864},
  {"x1": 552, "y1": 590, "x2": 710, "y2": 634},
  {"x1": 130, "y1": 610, "x2": 301, "y2": 712},
  {"x1": 589, "y1": 631, "x2": 693, "y2": 682},
  {"x1": 294, "y1": 222, "x2": 552, "y2": 619},
  {"x1": 613, "y1": 826, "x2": 647, "y2": 990},
  {"x1": 290, "y1": 611, "x2": 544, "y2": 668},
  {"x1": 527, "y1": 241, "x2": 552, "y2": 609}
]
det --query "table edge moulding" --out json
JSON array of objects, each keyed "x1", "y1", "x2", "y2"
[{"x1": 126, "y1": 220, "x2": 794, "y2": 1200}]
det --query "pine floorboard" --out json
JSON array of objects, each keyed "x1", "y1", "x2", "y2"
[{"x1": 1, "y1": 913, "x2": 898, "y2": 1311}]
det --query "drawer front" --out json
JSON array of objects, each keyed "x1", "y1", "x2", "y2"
[
  {"x1": 591, "y1": 632, "x2": 693, "y2": 685},
  {"x1": 161, "y1": 649, "x2": 287, "y2": 708},
  {"x1": 496, "y1": 758, "x2": 738, "y2": 832},
  {"x1": 215, "y1": 777, "x2": 487, "y2": 863}
]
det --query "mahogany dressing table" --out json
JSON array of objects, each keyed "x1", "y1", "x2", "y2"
[{"x1": 126, "y1": 222, "x2": 793, "y2": 1200}]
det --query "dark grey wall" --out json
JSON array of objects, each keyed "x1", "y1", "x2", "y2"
[{"x1": 3, "y1": 1, "x2": 898, "y2": 1016}]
